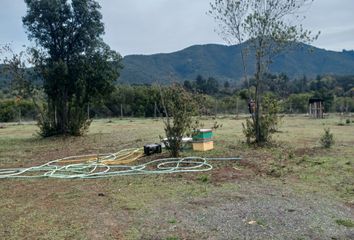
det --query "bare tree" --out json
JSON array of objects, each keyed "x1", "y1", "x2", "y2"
[
  {"x1": 1, "y1": 46, "x2": 45, "y2": 123},
  {"x1": 209, "y1": 0, "x2": 319, "y2": 144}
]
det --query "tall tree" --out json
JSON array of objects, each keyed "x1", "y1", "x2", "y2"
[
  {"x1": 206, "y1": 77, "x2": 219, "y2": 95},
  {"x1": 210, "y1": 0, "x2": 319, "y2": 144},
  {"x1": 195, "y1": 75, "x2": 207, "y2": 93},
  {"x1": 23, "y1": 0, "x2": 122, "y2": 136},
  {"x1": 183, "y1": 80, "x2": 194, "y2": 92}
]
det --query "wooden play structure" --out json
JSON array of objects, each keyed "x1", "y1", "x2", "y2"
[{"x1": 309, "y1": 98, "x2": 324, "y2": 118}]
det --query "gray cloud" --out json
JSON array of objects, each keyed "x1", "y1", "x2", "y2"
[
  {"x1": 99, "y1": 0, "x2": 220, "y2": 55},
  {"x1": 301, "y1": 0, "x2": 354, "y2": 51},
  {"x1": 0, "y1": 1, "x2": 27, "y2": 48},
  {"x1": 1, "y1": 0, "x2": 353, "y2": 56}
]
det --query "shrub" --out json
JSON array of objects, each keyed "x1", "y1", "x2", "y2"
[
  {"x1": 320, "y1": 128, "x2": 335, "y2": 148},
  {"x1": 0, "y1": 99, "x2": 37, "y2": 122},
  {"x1": 0, "y1": 100, "x2": 16, "y2": 122},
  {"x1": 335, "y1": 219, "x2": 354, "y2": 228},
  {"x1": 161, "y1": 84, "x2": 198, "y2": 157},
  {"x1": 242, "y1": 95, "x2": 282, "y2": 144},
  {"x1": 197, "y1": 174, "x2": 209, "y2": 183}
]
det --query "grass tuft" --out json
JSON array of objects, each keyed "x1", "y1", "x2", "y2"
[{"x1": 335, "y1": 219, "x2": 354, "y2": 228}]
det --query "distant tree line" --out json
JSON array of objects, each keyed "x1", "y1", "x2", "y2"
[
  {"x1": 91, "y1": 83, "x2": 247, "y2": 118},
  {"x1": 262, "y1": 73, "x2": 354, "y2": 113},
  {"x1": 0, "y1": 73, "x2": 354, "y2": 122}
]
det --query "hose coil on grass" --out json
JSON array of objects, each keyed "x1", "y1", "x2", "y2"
[{"x1": 0, "y1": 148, "x2": 241, "y2": 179}]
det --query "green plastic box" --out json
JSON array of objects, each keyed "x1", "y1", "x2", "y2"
[{"x1": 192, "y1": 129, "x2": 213, "y2": 141}]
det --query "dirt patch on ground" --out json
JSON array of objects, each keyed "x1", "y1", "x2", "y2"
[
  {"x1": 210, "y1": 166, "x2": 250, "y2": 183},
  {"x1": 345, "y1": 201, "x2": 354, "y2": 210},
  {"x1": 231, "y1": 154, "x2": 279, "y2": 178}
]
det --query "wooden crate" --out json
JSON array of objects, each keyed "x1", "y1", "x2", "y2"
[{"x1": 192, "y1": 141, "x2": 214, "y2": 151}]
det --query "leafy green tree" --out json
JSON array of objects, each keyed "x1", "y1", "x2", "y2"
[
  {"x1": 264, "y1": 73, "x2": 290, "y2": 98},
  {"x1": 0, "y1": 98, "x2": 37, "y2": 122},
  {"x1": 0, "y1": 99, "x2": 17, "y2": 122},
  {"x1": 334, "y1": 97, "x2": 354, "y2": 113},
  {"x1": 194, "y1": 75, "x2": 220, "y2": 95},
  {"x1": 312, "y1": 90, "x2": 334, "y2": 112},
  {"x1": 297, "y1": 75, "x2": 309, "y2": 93},
  {"x1": 183, "y1": 80, "x2": 194, "y2": 92},
  {"x1": 206, "y1": 77, "x2": 219, "y2": 95},
  {"x1": 195, "y1": 75, "x2": 207, "y2": 93},
  {"x1": 284, "y1": 93, "x2": 311, "y2": 113},
  {"x1": 224, "y1": 80, "x2": 230, "y2": 89},
  {"x1": 210, "y1": 0, "x2": 319, "y2": 144},
  {"x1": 309, "y1": 76, "x2": 335, "y2": 112},
  {"x1": 23, "y1": 0, "x2": 122, "y2": 136}
]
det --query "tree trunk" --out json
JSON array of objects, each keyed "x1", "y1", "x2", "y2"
[
  {"x1": 154, "y1": 102, "x2": 157, "y2": 118},
  {"x1": 57, "y1": 87, "x2": 69, "y2": 134},
  {"x1": 87, "y1": 103, "x2": 90, "y2": 120},
  {"x1": 18, "y1": 108, "x2": 22, "y2": 125},
  {"x1": 254, "y1": 51, "x2": 262, "y2": 143}
]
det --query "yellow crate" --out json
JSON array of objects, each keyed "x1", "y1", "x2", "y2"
[{"x1": 192, "y1": 141, "x2": 214, "y2": 151}]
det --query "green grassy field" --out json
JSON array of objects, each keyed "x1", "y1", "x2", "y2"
[{"x1": 0, "y1": 116, "x2": 353, "y2": 239}]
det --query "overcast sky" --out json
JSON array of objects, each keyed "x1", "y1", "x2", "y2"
[{"x1": 1, "y1": 0, "x2": 353, "y2": 56}]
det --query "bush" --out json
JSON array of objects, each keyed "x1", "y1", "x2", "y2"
[
  {"x1": 161, "y1": 84, "x2": 198, "y2": 157},
  {"x1": 197, "y1": 174, "x2": 209, "y2": 183},
  {"x1": 242, "y1": 95, "x2": 282, "y2": 144},
  {"x1": 0, "y1": 99, "x2": 37, "y2": 122},
  {"x1": 0, "y1": 100, "x2": 16, "y2": 122},
  {"x1": 320, "y1": 128, "x2": 335, "y2": 148}
]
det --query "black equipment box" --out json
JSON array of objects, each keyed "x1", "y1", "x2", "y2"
[{"x1": 144, "y1": 144, "x2": 162, "y2": 156}]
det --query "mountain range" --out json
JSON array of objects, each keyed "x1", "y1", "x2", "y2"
[
  {"x1": 1, "y1": 42, "x2": 354, "y2": 89},
  {"x1": 119, "y1": 42, "x2": 354, "y2": 84}
]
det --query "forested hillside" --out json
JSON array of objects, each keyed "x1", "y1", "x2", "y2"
[
  {"x1": 1, "y1": 43, "x2": 354, "y2": 87},
  {"x1": 119, "y1": 43, "x2": 354, "y2": 84}
]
